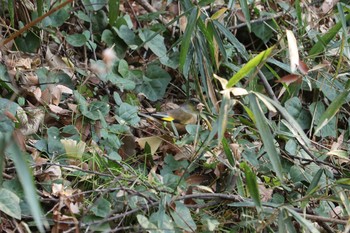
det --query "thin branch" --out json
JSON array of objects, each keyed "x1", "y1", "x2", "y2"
[{"x1": 0, "y1": 0, "x2": 74, "y2": 46}]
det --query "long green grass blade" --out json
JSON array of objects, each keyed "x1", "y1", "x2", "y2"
[
  {"x1": 314, "y1": 89, "x2": 350, "y2": 135},
  {"x1": 4, "y1": 134, "x2": 47, "y2": 232},
  {"x1": 309, "y1": 13, "x2": 350, "y2": 56},
  {"x1": 239, "y1": 0, "x2": 251, "y2": 31},
  {"x1": 179, "y1": 7, "x2": 199, "y2": 72},
  {"x1": 249, "y1": 94, "x2": 284, "y2": 181},
  {"x1": 283, "y1": 206, "x2": 320, "y2": 233},
  {"x1": 227, "y1": 47, "x2": 274, "y2": 88},
  {"x1": 241, "y1": 162, "x2": 261, "y2": 211}
]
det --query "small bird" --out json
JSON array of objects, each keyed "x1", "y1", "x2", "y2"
[{"x1": 139, "y1": 99, "x2": 200, "y2": 134}]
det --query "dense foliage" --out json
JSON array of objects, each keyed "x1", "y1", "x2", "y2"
[{"x1": 1, "y1": 0, "x2": 350, "y2": 232}]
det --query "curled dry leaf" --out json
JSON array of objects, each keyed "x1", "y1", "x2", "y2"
[
  {"x1": 57, "y1": 84, "x2": 73, "y2": 94},
  {"x1": 48, "y1": 104, "x2": 71, "y2": 114},
  {"x1": 275, "y1": 74, "x2": 302, "y2": 85}
]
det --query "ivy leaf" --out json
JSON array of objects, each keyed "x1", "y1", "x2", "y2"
[{"x1": 136, "y1": 65, "x2": 171, "y2": 101}]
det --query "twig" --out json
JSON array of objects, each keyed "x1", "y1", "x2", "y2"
[
  {"x1": 134, "y1": 0, "x2": 170, "y2": 27},
  {"x1": 258, "y1": 69, "x2": 278, "y2": 101},
  {"x1": 228, "y1": 12, "x2": 285, "y2": 31},
  {"x1": 0, "y1": 0, "x2": 74, "y2": 46}
]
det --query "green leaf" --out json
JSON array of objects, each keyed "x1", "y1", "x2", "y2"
[
  {"x1": 139, "y1": 29, "x2": 167, "y2": 61},
  {"x1": 118, "y1": 59, "x2": 129, "y2": 78},
  {"x1": 82, "y1": 0, "x2": 108, "y2": 11},
  {"x1": 306, "y1": 168, "x2": 323, "y2": 195},
  {"x1": 101, "y1": 29, "x2": 127, "y2": 58},
  {"x1": 74, "y1": 11, "x2": 91, "y2": 22},
  {"x1": 91, "y1": 198, "x2": 111, "y2": 218},
  {"x1": 74, "y1": 91, "x2": 110, "y2": 121},
  {"x1": 227, "y1": 47, "x2": 273, "y2": 88},
  {"x1": 239, "y1": 0, "x2": 251, "y2": 31},
  {"x1": 108, "y1": 73, "x2": 135, "y2": 91},
  {"x1": 309, "y1": 102, "x2": 336, "y2": 137},
  {"x1": 136, "y1": 65, "x2": 171, "y2": 101},
  {"x1": 137, "y1": 215, "x2": 159, "y2": 231},
  {"x1": 284, "y1": 97, "x2": 311, "y2": 130},
  {"x1": 202, "y1": 216, "x2": 220, "y2": 231},
  {"x1": 249, "y1": 94, "x2": 284, "y2": 181},
  {"x1": 65, "y1": 33, "x2": 88, "y2": 47},
  {"x1": 108, "y1": 0, "x2": 119, "y2": 27},
  {"x1": 240, "y1": 162, "x2": 262, "y2": 211},
  {"x1": 117, "y1": 102, "x2": 140, "y2": 126},
  {"x1": 0, "y1": 188, "x2": 21, "y2": 219},
  {"x1": 14, "y1": 31, "x2": 41, "y2": 53},
  {"x1": 309, "y1": 13, "x2": 350, "y2": 56},
  {"x1": 314, "y1": 89, "x2": 350, "y2": 135},
  {"x1": 283, "y1": 206, "x2": 320, "y2": 233},
  {"x1": 279, "y1": 209, "x2": 298, "y2": 233},
  {"x1": 213, "y1": 21, "x2": 249, "y2": 60},
  {"x1": 116, "y1": 25, "x2": 141, "y2": 49},
  {"x1": 3, "y1": 133, "x2": 47, "y2": 232},
  {"x1": 222, "y1": 137, "x2": 235, "y2": 166},
  {"x1": 179, "y1": 7, "x2": 199, "y2": 72},
  {"x1": 42, "y1": 6, "x2": 70, "y2": 27},
  {"x1": 260, "y1": 94, "x2": 310, "y2": 147},
  {"x1": 47, "y1": 127, "x2": 65, "y2": 156},
  {"x1": 0, "y1": 98, "x2": 18, "y2": 133},
  {"x1": 170, "y1": 201, "x2": 197, "y2": 232},
  {"x1": 251, "y1": 21, "x2": 275, "y2": 44}
]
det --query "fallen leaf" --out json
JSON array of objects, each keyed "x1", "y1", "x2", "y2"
[{"x1": 286, "y1": 29, "x2": 299, "y2": 73}]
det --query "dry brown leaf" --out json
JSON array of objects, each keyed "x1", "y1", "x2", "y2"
[
  {"x1": 275, "y1": 74, "x2": 302, "y2": 85},
  {"x1": 13, "y1": 129, "x2": 26, "y2": 152},
  {"x1": 321, "y1": 0, "x2": 339, "y2": 14},
  {"x1": 40, "y1": 87, "x2": 51, "y2": 104},
  {"x1": 46, "y1": 46, "x2": 75, "y2": 78},
  {"x1": 259, "y1": 184, "x2": 273, "y2": 202},
  {"x1": 174, "y1": 145, "x2": 193, "y2": 160},
  {"x1": 21, "y1": 72, "x2": 39, "y2": 86},
  {"x1": 298, "y1": 60, "x2": 309, "y2": 75},
  {"x1": 33, "y1": 87, "x2": 42, "y2": 102},
  {"x1": 179, "y1": 13, "x2": 187, "y2": 33},
  {"x1": 236, "y1": 9, "x2": 246, "y2": 22},
  {"x1": 136, "y1": 136, "x2": 163, "y2": 155},
  {"x1": 48, "y1": 104, "x2": 71, "y2": 114},
  {"x1": 186, "y1": 174, "x2": 210, "y2": 185},
  {"x1": 51, "y1": 86, "x2": 62, "y2": 105},
  {"x1": 57, "y1": 84, "x2": 73, "y2": 94},
  {"x1": 4, "y1": 110, "x2": 18, "y2": 122},
  {"x1": 16, "y1": 57, "x2": 32, "y2": 69},
  {"x1": 67, "y1": 103, "x2": 78, "y2": 113}
]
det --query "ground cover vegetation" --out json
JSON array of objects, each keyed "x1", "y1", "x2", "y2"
[{"x1": 1, "y1": 0, "x2": 350, "y2": 232}]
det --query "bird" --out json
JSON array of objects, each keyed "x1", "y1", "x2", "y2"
[{"x1": 138, "y1": 99, "x2": 201, "y2": 134}]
